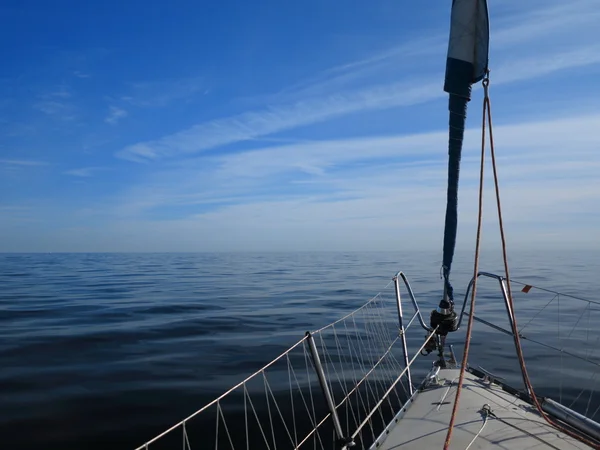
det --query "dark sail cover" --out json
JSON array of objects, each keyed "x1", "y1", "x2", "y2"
[{"x1": 441, "y1": 0, "x2": 489, "y2": 301}]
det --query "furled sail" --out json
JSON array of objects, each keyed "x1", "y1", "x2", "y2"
[{"x1": 442, "y1": 0, "x2": 489, "y2": 302}]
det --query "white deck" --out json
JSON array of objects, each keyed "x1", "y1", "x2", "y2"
[{"x1": 375, "y1": 369, "x2": 589, "y2": 450}]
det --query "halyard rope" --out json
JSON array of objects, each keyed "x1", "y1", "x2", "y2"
[{"x1": 443, "y1": 74, "x2": 600, "y2": 449}]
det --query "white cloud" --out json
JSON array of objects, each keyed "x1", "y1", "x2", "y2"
[
  {"x1": 52, "y1": 175, "x2": 598, "y2": 253},
  {"x1": 99, "y1": 111, "x2": 600, "y2": 252},
  {"x1": 493, "y1": 45, "x2": 600, "y2": 85},
  {"x1": 45, "y1": 86, "x2": 72, "y2": 99},
  {"x1": 33, "y1": 100, "x2": 76, "y2": 120},
  {"x1": 117, "y1": 41, "x2": 600, "y2": 163},
  {"x1": 34, "y1": 101, "x2": 64, "y2": 115},
  {"x1": 269, "y1": 35, "x2": 444, "y2": 103},
  {"x1": 73, "y1": 71, "x2": 91, "y2": 78},
  {"x1": 0, "y1": 159, "x2": 48, "y2": 166},
  {"x1": 5, "y1": 0, "x2": 600, "y2": 252},
  {"x1": 35, "y1": 84, "x2": 73, "y2": 100},
  {"x1": 111, "y1": 0, "x2": 600, "y2": 164},
  {"x1": 116, "y1": 80, "x2": 442, "y2": 161},
  {"x1": 32, "y1": 85, "x2": 76, "y2": 119},
  {"x1": 124, "y1": 76, "x2": 206, "y2": 107},
  {"x1": 105, "y1": 106, "x2": 128, "y2": 124},
  {"x1": 63, "y1": 166, "x2": 106, "y2": 177},
  {"x1": 491, "y1": 0, "x2": 600, "y2": 48}
]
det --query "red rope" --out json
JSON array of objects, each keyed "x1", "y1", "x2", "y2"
[
  {"x1": 443, "y1": 76, "x2": 600, "y2": 449},
  {"x1": 485, "y1": 81, "x2": 600, "y2": 449}
]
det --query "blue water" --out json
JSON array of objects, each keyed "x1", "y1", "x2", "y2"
[{"x1": 1, "y1": 251, "x2": 599, "y2": 449}]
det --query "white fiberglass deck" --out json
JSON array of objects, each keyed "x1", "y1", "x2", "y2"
[{"x1": 375, "y1": 369, "x2": 588, "y2": 450}]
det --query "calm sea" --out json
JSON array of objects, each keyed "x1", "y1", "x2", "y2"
[{"x1": 1, "y1": 250, "x2": 599, "y2": 449}]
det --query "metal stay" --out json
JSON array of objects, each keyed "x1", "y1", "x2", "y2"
[
  {"x1": 393, "y1": 270, "x2": 600, "y2": 444},
  {"x1": 392, "y1": 272, "x2": 433, "y2": 395},
  {"x1": 393, "y1": 271, "x2": 600, "y2": 393},
  {"x1": 454, "y1": 272, "x2": 600, "y2": 369},
  {"x1": 389, "y1": 271, "x2": 524, "y2": 390}
]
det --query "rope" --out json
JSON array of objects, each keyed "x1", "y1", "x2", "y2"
[
  {"x1": 437, "y1": 376, "x2": 459, "y2": 411},
  {"x1": 442, "y1": 74, "x2": 489, "y2": 450},
  {"x1": 464, "y1": 404, "x2": 492, "y2": 450},
  {"x1": 444, "y1": 73, "x2": 600, "y2": 449},
  {"x1": 485, "y1": 78, "x2": 600, "y2": 449}
]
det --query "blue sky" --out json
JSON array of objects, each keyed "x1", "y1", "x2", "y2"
[{"x1": 1, "y1": 0, "x2": 599, "y2": 252}]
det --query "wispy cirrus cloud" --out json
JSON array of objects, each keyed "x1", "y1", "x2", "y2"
[
  {"x1": 73, "y1": 70, "x2": 90, "y2": 78},
  {"x1": 493, "y1": 45, "x2": 600, "y2": 84},
  {"x1": 33, "y1": 100, "x2": 76, "y2": 120},
  {"x1": 268, "y1": 35, "x2": 444, "y2": 103},
  {"x1": 32, "y1": 84, "x2": 77, "y2": 120},
  {"x1": 63, "y1": 166, "x2": 107, "y2": 177},
  {"x1": 271, "y1": 0, "x2": 598, "y2": 103},
  {"x1": 121, "y1": 76, "x2": 207, "y2": 108},
  {"x1": 117, "y1": 41, "x2": 600, "y2": 163},
  {"x1": 116, "y1": 80, "x2": 442, "y2": 162},
  {"x1": 3, "y1": 0, "x2": 599, "y2": 252},
  {"x1": 104, "y1": 106, "x2": 128, "y2": 124},
  {"x1": 492, "y1": 0, "x2": 600, "y2": 48},
  {"x1": 112, "y1": 111, "x2": 600, "y2": 215},
  {"x1": 0, "y1": 159, "x2": 49, "y2": 167},
  {"x1": 112, "y1": 0, "x2": 600, "y2": 163},
  {"x1": 42, "y1": 85, "x2": 72, "y2": 99},
  {"x1": 102, "y1": 109, "x2": 600, "y2": 251}
]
